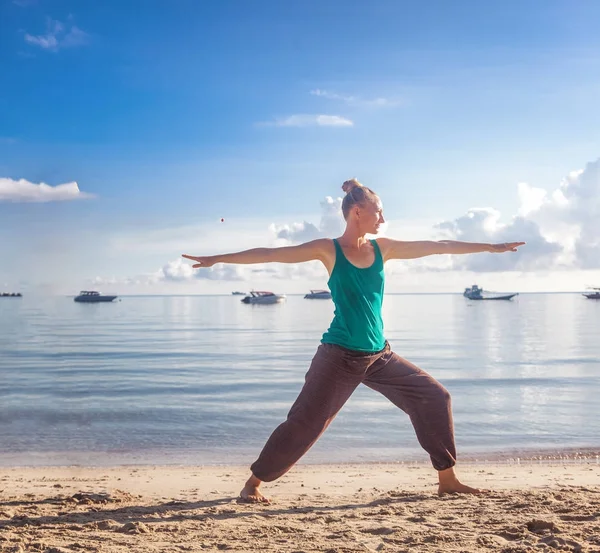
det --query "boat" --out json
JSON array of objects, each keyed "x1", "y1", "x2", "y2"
[
  {"x1": 463, "y1": 285, "x2": 518, "y2": 301},
  {"x1": 304, "y1": 289, "x2": 332, "y2": 299},
  {"x1": 583, "y1": 287, "x2": 600, "y2": 300},
  {"x1": 231, "y1": 291, "x2": 246, "y2": 295},
  {"x1": 241, "y1": 291, "x2": 286, "y2": 304},
  {"x1": 0, "y1": 292, "x2": 22, "y2": 297},
  {"x1": 74, "y1": 291, "x2": 118, "y2": 303}
]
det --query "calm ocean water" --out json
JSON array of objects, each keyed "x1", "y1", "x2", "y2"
[{"x1": 0, "y1": 293, "x2": 598, "y2": 467}]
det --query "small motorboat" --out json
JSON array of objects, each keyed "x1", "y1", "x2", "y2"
[
  {"x1": 74, "y1": 291, "x2": 118, "y2": 303},
  {"x1": 241, "y1": 291, "x2": 286, "y2": 304},
  {"x1": 0, "y1": 292, "x2": 22, "y2": 298},
  {"x1": 583, "y1": 287, "x2": 600, "y2": 300},
  {"x1": 304, "y1": 289, "x2": 332, "y2": 299},
  {"x1": 231, "y1": 291, "x2": 246, "y2": 295},
  {"x1": 463, "y1": 285, "x2": 517, "y2": 301}
]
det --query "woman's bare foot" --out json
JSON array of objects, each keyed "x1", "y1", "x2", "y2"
[
  {"x1": 239, "y1": 474, "x2": 271, "y2": 504},
  {"x1": 437, "y1": 467, "x2": 483, "y2": 496}
]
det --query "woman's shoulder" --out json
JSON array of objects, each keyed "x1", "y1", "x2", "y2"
[
  {"x1": 372, "y1": 237, "x2": 393, "y2": 261},
  {"x1": 311, "y1": 238, "x2": 336, "y2": 273}
]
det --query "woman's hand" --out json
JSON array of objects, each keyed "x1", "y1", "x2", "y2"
[
  {"x1": 181, "y1": 254, "x2": 218, "y2": 268},
  {"x1": 488, "y1": 242, "x2": 526, "y2": 253}
]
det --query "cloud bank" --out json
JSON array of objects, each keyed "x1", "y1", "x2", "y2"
[
  {"x1": 0, "y1": 178, "x2": 94, "y2": 202},
  {"x1": 93, "y1": 157, "x2": 600, "y2": 289},
  {"x1": 270, "y1": 196, "x2": 344, "y2": 243},
  {"x1": 436, "y1": 158, "x2": 600, "y2": 271}
]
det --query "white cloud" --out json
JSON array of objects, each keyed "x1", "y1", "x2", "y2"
[
  {"x1": 310, "y1": 89, "x2": 401, "y2": 108},
  {"x1": 270, "y1": 221, "x2": 320, "y2": 243},
  {"x1": 263, "y1": 114, "x2": 354, "y2": 127},
  {"x1": 436, "y1": 157, "x2": 600, "y2": 272},
  {"x1": 0, "y1": 178, "x2": 94, "y2": 203},
  {"x1": 153, "y1": 259, "x2": 247, "y2": 283},
  {"x1": 527, "y1": 160, "x2": 600, "y2": 269},
  {"x1": 436, "y1": 209, "x2": 562, "y2": 272},
  {"x1": 24, "y1": 18, "x2": 88, "y2": 52},
  {"x1": 270, "y1": 196, "x2": 344, "y2": 243}
]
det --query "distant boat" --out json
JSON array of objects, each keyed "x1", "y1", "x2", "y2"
[
  {"x1": 74, "y1": 291, "x2": 117, "y2": 303},
  {"x1": 463, "y1": 285, "x2": 518, "y2": 301},
  {"x1": 304, "y1": 289, "x2": 332, "y2": 299},
  {"x1": 0, "y1": 292, "x2": 22, "y2": 298},
  {"x1": 583, "y1": 287, "x2": 600, "y2": 300},
  {"x1": 241, "y1": 291, "x2": 286, "y2": 304},
  {"x1": 231, "y1": 291, "x2": 246, "y2": 295}
]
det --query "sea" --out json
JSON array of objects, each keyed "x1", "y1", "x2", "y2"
[{"x1": 0, "y1": 293, "x2": 598, "y2": 467}]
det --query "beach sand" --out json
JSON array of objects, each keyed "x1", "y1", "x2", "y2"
[{"x1": 1, "y1": 462, "x2": 599, "y2": 552}]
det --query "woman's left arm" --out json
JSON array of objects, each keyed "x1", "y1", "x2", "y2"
[{"x1": 377, "y1": 238, "x2": 526, "y2": 261}]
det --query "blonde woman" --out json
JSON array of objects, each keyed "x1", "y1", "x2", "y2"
[{"x1": 183, "y1": 179, "x2": 525, "y2": 503}]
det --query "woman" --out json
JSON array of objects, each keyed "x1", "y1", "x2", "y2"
[{"x1": 182, "y1": 179, "x2": 525, "y2": 503}]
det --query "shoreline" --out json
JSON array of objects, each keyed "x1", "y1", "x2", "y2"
[{"x1": 0, "y1": 445, "x2": 598, "y2": 469}]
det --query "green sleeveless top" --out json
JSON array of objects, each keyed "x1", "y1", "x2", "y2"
[{"x1": 321, "y1": 238, "x2": 386, "y2": 352}]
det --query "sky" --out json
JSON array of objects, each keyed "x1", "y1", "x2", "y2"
[{"x1": 1, "y1": 0, "x2": 600, "y2": 295}]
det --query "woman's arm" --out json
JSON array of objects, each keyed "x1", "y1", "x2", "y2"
[
  {"x1": 378, "y1": 238, "x2": 525, "y2": 261},
  {"x1": 182, "y1": 238, "x2": 330, "y2": 268}
]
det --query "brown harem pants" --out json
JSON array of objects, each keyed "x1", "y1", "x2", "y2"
[{"x1": 250, "y1": 342, "x2": 456, "y2": 482}]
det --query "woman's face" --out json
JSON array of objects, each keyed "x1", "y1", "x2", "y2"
[{"x1": 356, "y1": 197, "x2": 385, "y2": 234}]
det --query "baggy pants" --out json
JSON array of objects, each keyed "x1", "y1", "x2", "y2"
[{"x1": 251, "y1": 342, "x2": 456, "y2": 482}]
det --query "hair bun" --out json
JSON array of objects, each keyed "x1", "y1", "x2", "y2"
[{"x1": 341, "y1": 178, "x2": 363, "y2": 194}]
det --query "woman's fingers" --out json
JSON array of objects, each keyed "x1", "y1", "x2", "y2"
[
  {"x1": 500, "y1": 242, "x2": 525, "y2": 252},
  {"x1": 182, "y1": 254, "x2": 209, "y2": 268},
  {"x1": 491, "y1": 242, "x2": 525, "y2": 253}
]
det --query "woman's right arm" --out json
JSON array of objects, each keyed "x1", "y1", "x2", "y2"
[{"x1": 182, "y1": 238, "x2": 330, "y2": 268}]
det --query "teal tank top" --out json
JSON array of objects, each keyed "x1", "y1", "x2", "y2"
[{"x1": 321, "y1": 238, "x2": 386, "y2": 352}]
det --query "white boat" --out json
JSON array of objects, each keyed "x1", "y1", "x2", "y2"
[
  {"x1": 304, "y1": 289, "x2": 332, "y2": 299},
  {"x1": 463, "y1": 285, "x2": 517, "y2": 301},
  {"x1": 241, "y1": 291, "x2": 286, "y2": 304},
  {"x1": 583, "y1": 287, "x2": 600, "y2": 300},
  {"x1": 74, "y1": 291, "x2": 118, "y2": 303}
]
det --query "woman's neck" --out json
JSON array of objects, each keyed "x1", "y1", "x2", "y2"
[{"x1": 338, "y1": 228, "x2": 370, "y2": 249}]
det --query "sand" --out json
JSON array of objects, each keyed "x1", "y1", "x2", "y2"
[{"x1": 1, "y1": 462, "x2": 599, "y2": 552}]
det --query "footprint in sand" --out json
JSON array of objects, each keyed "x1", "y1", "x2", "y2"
[
  {"x1": 559, "y1": 513, "x2": 597, "y2": 521},
  {"x1": 539, "y1": 535, "x2": 584, "y2": 550},
  {"x1": 526, "y1": 519, "x2": 561, "y2": 534},
  {"x1": 360, "y1": 526, "x2": 396, "y2": 536},
  {"x1": 119, "y1": 521, "x2": 151, "y2": 534}
]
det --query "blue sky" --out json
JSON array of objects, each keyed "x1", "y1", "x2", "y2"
[{"x1": 2, "y1": 0, "x2": 600, "y2": 294}]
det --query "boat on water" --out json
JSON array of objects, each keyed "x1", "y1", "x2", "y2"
[
  {"x1": 74, "y1": 291, "x2": 118, "y2": 303},
  {"x1": 583, "y1": 287, "x2": 600, "y2": 300},
  {"x1": 463, "y1": 285, "x2": 518, "y2": 301},
  {"x1": 304, "y1": 289, "x2": 332, "y2": 299},
  {"x1": 231, "y1": 291, "x2": 246, "y2": 295},
  {"x1": 0, "y1": 292, "x2": 22, "y2": 298},
  {"x1": 241, "y1": 291, "x2": 286, "y2": 304}
]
